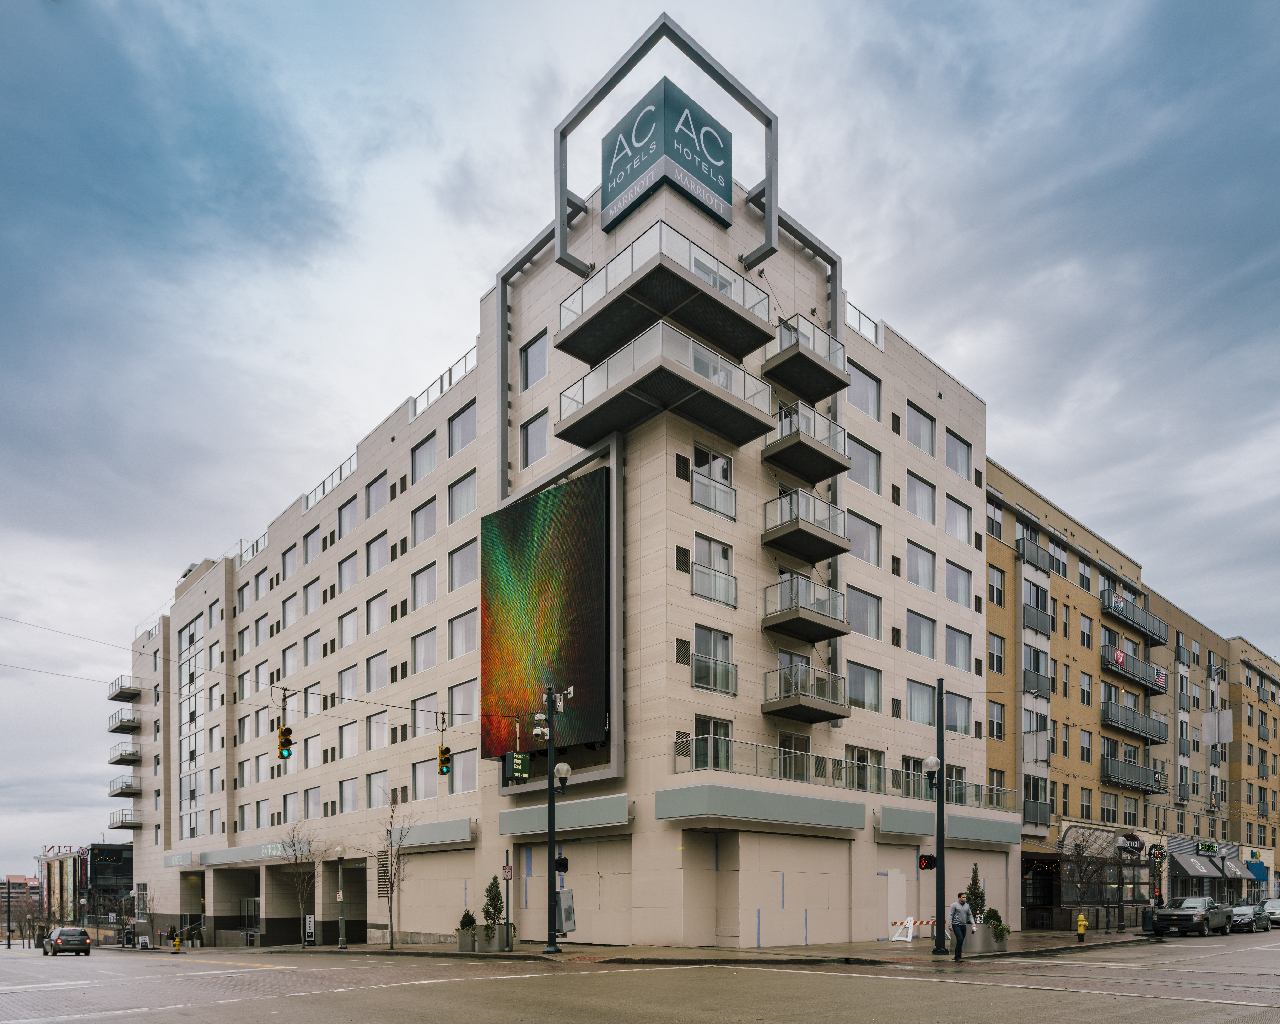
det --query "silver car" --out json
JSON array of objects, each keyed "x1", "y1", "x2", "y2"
[
  {"x1": 43, "y1": 927, "x2": 92, "y2": 956},
  {"x1": 1262, "y1": 899, "x2": 1280, "y2": 927}
]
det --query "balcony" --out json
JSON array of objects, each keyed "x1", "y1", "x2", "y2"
[
  {"x1": 108, "y1": 675, "x2": 142, "y2": 703},
  {"x1": 1102, "y1": 644, "x2": 1167, "y2": 694},
  {"x1": 762, "y1": 665, "x2": 847, "y2": 724},
  {"x1": 557, "y1": 322, "x2": 774, "y2": 450},
  {"x1": 691, "y1": 471, "x2": 736, "y2": 520},
  {"x1": 1176, "y1": 783, "x2": 1190, "y2": 803},
  {"x1": 1101, "y1": 758, "x2": 1165, "y2": 794},
  {"x1": 759, "y1": 315, "x2": 849, "y2": 405},
  {"x1": 1022, "y1": 603, "x2": 1053, "y2": 637},
  {"x1": 1022, "y1": 669, "x2": 1052, "y2": 700},
  {"x1": 1100, "y1": 589, "x2": 1169, "y2": 646},
  {"x1": 760, "y1": 402, "x2": 851, "y2": 486},
  {"x1": 691, "y1": 563, "x2": 738, "y2": 608},
  {"x1": 1178, "y1": 692, "x2": 1191, "y2": 712},
  {"x1": 1016, "y1": 536, "x2": 1054, "y2": 575},
  {"x1": 1260, "y1": 763, "x2": 1270, "y2": 779},
  {"x1": 761, "y1": 491, "x2": 849, "y2": 564},
  {"x1": 1262, "y1": 725, "x2": 1271, "y2": 743},
  {"x1": 762, "y1": 578, "x2": 848, "y2": 643},
  {"x1": 1178, "y1": 737, "x2": 1191, "y2": 757},
  {"x1": 556, "y1": 220, "x2": 772, "y2": 367},
  {"x1": 1175, "y1": 645, "x2": 1193, "y2": 666},
  {"x1": 1261, "y1": 804, "x2": 1271, "y2": 820},
  {"x1": 108, "y1": 742, "x2": 142, "y2": 765},
  {"x1": 108, "y1": 709, "x2": 142, "y2": 734},
  {"x1": 108, "y1": 810, "x2": 143, "y2": 830},
  {"x1": 1023, "y1": 801, "x2": 1051, "y2": 827},
  {"x1": 1210, "y1": 749, "x2": 1221, "y2": 767},
  {"x1": 108, "y1": 775, "x2": 143, "y2": 798},
  {"x1": 1100, "y1": 701, "x2": 1169, "y2": 745},
  {"x1": 692, "y1": 654, "x2": 738, "y2": 697}
]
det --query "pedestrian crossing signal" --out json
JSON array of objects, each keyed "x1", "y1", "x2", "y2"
[
  {"x1": 438, "y1": 746, "x2": 452, "y2": 775},
  {"x1": 919, "y1": 854, "x2": 936, "y2": 871},
  {"x1": 278, "y1": 726, "x2": 293, "y2": 759}
]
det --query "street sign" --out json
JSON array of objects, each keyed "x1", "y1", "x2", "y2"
[
  {"x1": 336, "y1": 890, "x2": 343, "y2": 902},
  {"x1": 305, "y1": 914, "x2": 315, "y2": 946},
  {"x1": 501, "y1": 866, "x2": 513, "y2": 881},
  {"x1": 109, "y1": 913, "x2": 116, "y2": 923}
]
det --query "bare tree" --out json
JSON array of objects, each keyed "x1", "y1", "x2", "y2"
[
  {"x1": 281, "y1": 824, "x2": 330, "y2": 946},
  {"x1": 1061, "y1": 825, "x2": 1121, "y2": 927},
  {"x1": 358, "y1": 788, "x2": 417, "y2": 950}
]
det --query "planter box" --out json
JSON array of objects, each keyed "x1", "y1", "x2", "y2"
[
  {"x1": 456, "y1": 929, "x2": 475, "y2": 952},
  {"x1": 956, "y1": 923, "x2": 1006, "y2": 954},
  {"x1": 477, "y1": 924, "x2": 516, "y2": 952}
]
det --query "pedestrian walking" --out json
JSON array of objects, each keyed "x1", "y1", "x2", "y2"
[{"x1": 948, "y1": 892, "x2": 975, "y2": 961}]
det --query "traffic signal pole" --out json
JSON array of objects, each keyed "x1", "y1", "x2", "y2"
[
  {"x1": 932, "y1": 679, "x2": 948, "y2": 956},
  {"x1": 544, "y1": 683, "x2": 560, "y2": 955}
]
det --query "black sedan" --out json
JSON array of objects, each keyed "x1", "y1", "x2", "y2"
[{"x1": 1230, "y1": 903, "x2": 1273, "y2": 933}]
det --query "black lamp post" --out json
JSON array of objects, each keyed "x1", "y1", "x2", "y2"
[
  {"x1": 334, "y1": 846, "x2": 346, "y2": 950},
  {"x1": 928, "y1": 677, "x2": 947, "y2": 955},
  {"x1": 541, "y1": 684, "x2": 561, "y2": 954}
]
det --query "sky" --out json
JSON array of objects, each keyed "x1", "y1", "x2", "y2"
[{"x1": 1, "y1": 1, "x2": 1277, "y2": 874}]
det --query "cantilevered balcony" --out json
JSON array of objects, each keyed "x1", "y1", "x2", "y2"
[
  {"x1": 762, "y1": 578, "x2": 848, "y2": 643},
  {"x1": 1016, "y1": 536, "x2": 1054, "y2": 575},
  {"x1": 761, "y1": 491, "x2": 849, "y2": 564},
  {"x1": 1102, "y1": 644, "x2": 1168, "y2": 695},
  {"x1": 108, "y1": 809, "x2": 143, "y2": 830},
  {"x1": 108, "y1": 708, "x2": 142, "y2": 734},
  {"x1": 762, "y1": 665, "x2": 847, "y2": 724},
  {"x1": 108, "y1": 675, "x2": 142, "y2": 703},
  {"x1": 556, "y1": 220, "x2": 773, "y2": 366},
  {"x1": 759, "y1": 315, "x2": 849, "y2": 405},
  {"x1": 760, "y1": 403, "x2": 851, "y2": 486},
  {"x1": 1100, "y1": 701, "x2": 1169, "y2": 745},
  {"x1": 1101, "y1": 758, "x2": 1165, "y2": 794},
  {"x1": 1100, "y1": 589, "x2": 1169, "y2": 646},
  {"x1": 556, "y1": 322, "x2": 774, "y2": 450},
  {"x1": 108, "y1": 775, "x2": 143, "y2": 798},
  {"x1": 108, "y1": 742, "x2": 141, "y2": 765}
]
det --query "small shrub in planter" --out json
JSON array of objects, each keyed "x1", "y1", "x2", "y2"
[
  {"x1": 482, "y1": 876, "x2": 504, "y2": 943},
  {"x1": 984, "y1": 908, "x2": 1011, "y2": 943},
  {"x1": 457, "y1": 909, "x2": 477, "y2": 952},
  {"x1": 459, "y1": 910, "x2": 476, "y2": 932}
]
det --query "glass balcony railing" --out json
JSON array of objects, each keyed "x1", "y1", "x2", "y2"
[
  {"x1": 763, "y1": 490, "x2": 845, "y2": 539},
  {"x1": 768, "y1": 402, "x2": 847, "y2": 457},
  {"x1": 846, "y1": 301, "x2": 877, "y2": 343},
  {"x1": 108, "y1": 675, "x2": 142, "y2": 700},
  {"x1": 692, "y1": 654, "x2": 738, "y2": 696},
  {"x1": 765, "y1": 314, "x2": 844, "y2": 371},
  {"x1": 108, "y1": 742, "x2": 141, "y2": 763},
  {"x1": 108, "y1": 709, "x2": 142, "y2": 732},
  {"x1": 108, "y1": 810, "x2": 143, "y2": 829},
  {"x1": 559, "y1": 321, "x2": 772, "y2": 422},
  {"x1": 764, "y1": 577, "x2": 845, "y2": 622},
  {"x1": 692, "y1": 471, "x2": 737, "y2": 520},
  {"x1": 560, "y1": 220, "x2": 770, "y2": 332},
  {"x1": 303, "y1": 453, "x2": 357, "y2": 513},
  {"x1": 692, "y1": 563, "x2": 738, "y2": 608},
  {"x1": 764, "y1": 665, "x2": 846, "y2": 708},
  {"x1": 108, "y1": 775, "x2": 142, "y2": 795}
]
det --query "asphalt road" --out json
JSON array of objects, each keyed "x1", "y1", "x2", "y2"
[{"x1": 3, "y1": 934, "x2": 1280, "y2": 1023}]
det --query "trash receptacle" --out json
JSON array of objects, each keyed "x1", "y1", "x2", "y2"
[{"x1": 1141, "y1": 908, "x2": 1153, "y2": 932}]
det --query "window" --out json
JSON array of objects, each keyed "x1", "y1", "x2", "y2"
[
  {"x1": 450, "y1": 609, "x2": 478, "y2": 658},
  {"x1": 282, "y1": 644, "x2": 297, "y2": 678},
  {"x1": 521, "y1": 333, "x2": 548, "y2": 390},
  {"x1": 412, "y1": 434, "x2": 436, "y2": 483},
  {"x1": 906, "y1": 611, "x2": 936, "y2": 659},
  {"x1": 945, "y1": 496, "x2": 971, "y2": 543},
  {"x1": 282, "y1": 545, "x2": 297, "y2": 581},
  {"x1": 1098, "y1": 792, "x2": 1120, "y2": 825},
  {"x1": 847, "y1": 587, "x2": 880, "y2": 639},
  {"x1": 413, "y1": 629, "x2": 437, "y2": 674},
  {"x1": 304, "y1": 578, "x2": 322, "y2": 615},
  {"x1": 255, "y1": 568, "x2": 269, "y2": 600},
  {"x1": 986, "y1": 500, "x2": 1002, "y2": 539},
  {"x1": 987, "y1": 566, "x2": 1004, "y2": 607},
  {"x1": 236, "y1": 716, "x2": 249, "y2": 744},
  {"x1": 1078, "y1": 561, "x2": 1091, "y2": 592},
  {"x1": 945, "y1": 628, "x2": 972, "y2": 673},
  {"x1": 847, "y1": 437, "x2": 880, "y2": 493},
  {"x1": 1192, "y1": 640, "x2": 1200, "y2": 665},
  {"x1": 368, "y1": 711, "x2": 388, "y2": 751},
  {"x1": 946, "y1": 562, "x2": 971, "y2": 607},
  {"x1": 304, "y1": 787, "x2": 323, "y2": 820},
  {"x1": 367, "y1": 651, "x2": 388, "y2": 692},
  {"x1": 304, "y1": 528, "x2": 320, "y2": 564},
  {"x1": 366, "y1": 473, "x2": 388, "y2": 517},
  {"x1": 449, "y1": 470, "x2": 477, "y2": 522},
  {"x1": 836, "y1": 357, "x2": 877, "y2": 419},
  {"x1": 1025, "y1": 643, "x2": 1050, "y2": 678},
  {"x1": 413, "y1": 694, "x2": 437, "y2": 736},
  {"x1": 449, "y1": 679, "x2": 478, "y2": 725},
  {"x1": 906, "y1": 541, "x2": 935, "y2": 590},
  {"x1": 339, "y1": 609, "x2": 356, "y2": 648},
  {"x1": 413, "y1": 759, "x2": 438, "y2": 801},
  {"x1": 338, "y1": 497, "x2": 357, "y2": 539},
  {"x1": 450, "y1": 748, "x2": 478, "y2": 794},
  {"x1": 448, "y1": 400, "x2": 477, "y2": 456},
  {"x1": 255, "y1": 661, "x2": 269, "y2": 692},
  {"x1": 256, "y1": 800, "x2": 269, "y2": 829},
  {"x1": 339, "y1": 721, "x2": 358, "y2": 758},
  {"x1": 1080, "y1": 615, "x2": 1092, "y2": 649},
  {"x1": 282, "y1": 593, "x2": 297, "y2": 628},
  {"x1": 905, "y1": 404, "x2": 935, "y2": 455},
  {"x1": 367, "y1": 592, "x2": 388, "y2": 634},
  {"x1": 303, "y1": 734, "x2": 320, "y2": 768},
  {"x1": 906, "y1": 473, "x2": 935, "y2": 523},
  {"x1": 1080, "y1": 730, "x2": 1093, "y2": 763},
  {"x1": 945, "y1": 692, "x2": 971, "y2": 735},
  {"x1": 339, "y1": 665, "x2": 357, "y2": 703},
  {"x1": 339, "y1": 778, "x2": 358, "y2": 814},
  {"x1": 988, "y1": 701, "x2": 1005, "y2": 741},
  {"x1": 255, "y1": 614, "x2": 269, "y2": 646},
  {"x1": 304, "y1": 631, "x2": 321, "y2": 666},
  {"x1": 413, "y1": 563, "x2": 436, "y2": 608},
  {"x1": 1024, "y1": 579, "x2": 1048, "y2": 612},
  {"x1": 945, "y1": 431, "x2": 971, "y2": 480},
  {"x1": 848, "y1": 663, "x2": 881, "y2": 712},
  {"x1": 521, "y1": 411, "x2": 549, "y2": 467},
  {"x1": 1080, "y1": 788, "x2": 1092, "y2": 821},
  {"x1": 848, "y1": 513, "x2": 880, "y2": 567},
  {"x1": 988, "y1": 633, "x2": 1005, "y2": 674},
  {"x1": 907, "y1": 680, "x2": 936, "y2": 725},
  {"x1": 449, "y1": 540, "x2": 478, "y2": 591},
  {"x1": 367, "y1": 533, "x2": 389, "y2": 575},
  {"x1": 338, "y1": 554, "x2": 357, "y2": 593}
]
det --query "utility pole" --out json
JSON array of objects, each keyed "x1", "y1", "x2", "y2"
[
  {"x1": 930, "y1": 678, "x2": 947, "y2": 955},
  {"x1": 6, "y1": 876, "x2": 11, "y2": 949},
  {"x1": 543, "y1": 682, "x2": 560, "y2": 955}
]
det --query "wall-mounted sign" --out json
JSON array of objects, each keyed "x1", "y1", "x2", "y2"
[
  {"x1": 1116, "y1": 833, "x2": 1145, "y2": 855},
  {"x1": 1148, "y1": 845, "x2": 1165, "y2": 861},
  {"x1": 601, "y1": 78, "x2": 732, "y2": 233},
  {"x1": 1197, "y1": 841, "x2": 1218, "y2": 854}
]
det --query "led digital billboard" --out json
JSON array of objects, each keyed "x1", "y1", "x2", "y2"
[{"x1": 480, "y1": 467, "x2": 609, "y2": 759}]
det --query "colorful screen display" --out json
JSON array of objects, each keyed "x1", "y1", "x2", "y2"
[{"x1": 480, "y1": 467, "x2": 609, "y2": 759}]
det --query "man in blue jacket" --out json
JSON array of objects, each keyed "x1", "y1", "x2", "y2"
[{"x1": 948, "y1": 892, "x2": 975, "y2": 960}]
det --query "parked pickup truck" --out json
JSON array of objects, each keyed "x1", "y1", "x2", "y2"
[{"x1": 1153, "y1": 897, "x2": 1231, "y2": 936}]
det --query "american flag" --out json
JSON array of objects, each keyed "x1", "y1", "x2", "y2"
[{"x1": 1153, "y1": 665, "x2": 1168, "y2": 690}]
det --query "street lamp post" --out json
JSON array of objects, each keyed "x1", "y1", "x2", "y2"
[
  {"x1": 334, "y1": 846, "x2": 346, "y2": 950},
  {"x1": 543, "y1": 684, "x2": 560, "y2": 954},
  {"x1": 928, "y1": 677, "x2": 947, "y2": 955}
]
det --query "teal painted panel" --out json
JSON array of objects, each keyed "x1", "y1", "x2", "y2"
[
  {"x1": 402, "y1": 818, "x2": 472, "y2": 848},
  {"x1": 499, "y1": 794, "x2": 629, "y2": 836},
  {"x1": 879, "y1": 806, "x2": 936, "y2": 836},
  {"x1": 654, "y1": 784, "x2": 864, "y2": 830},
  {"x1": 948, "y1": 814, "x2": 1020, "y2": 845}
]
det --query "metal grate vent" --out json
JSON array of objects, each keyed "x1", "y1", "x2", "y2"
[
  {"x1": 891, "y1": 698, "x2": 902, "y2": 719},
  {"x1": 675, "y1": 454, "x2": 691, "y2": 481},
  {"x1": 675, "y1": 638, "x2": 691, "y2": 666},
  {"x1": 675, "y1": 546, "x2": 690, "y2": 573}
]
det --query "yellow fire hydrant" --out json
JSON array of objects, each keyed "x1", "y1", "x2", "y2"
[
  {"x1": 174, "y1": 934, "x2": 181, "y2": 953},
  {"x1": 1077, "y1": 913, "x2": 1087, "y2": 943}
]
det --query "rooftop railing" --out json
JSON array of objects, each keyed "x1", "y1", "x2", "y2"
[
  {"x1": 763, "y1": 665, "x2": 846, "y2": 708},
  {"x1": 763, "y1": 490, "x2": 845, "y2": 539},
  {"x1": 559, "y1": 321, "x2": 771, "y2": 422},
  {"x1": 413, "y1": 347, "x2": 477, "y2": 419},
  {"x1": 765, "y1": 314, "x2": 844, "y2": 370},
  {"x1": 764, "y1": 577, "x2": 845, "y2": 622},
  {"x1": 559, "y1": 220, "x2": 769, "y2": 332},
  {"x1": 303, "y1": 453, "x2": 357, "y2": 513},
  {"x1": 769, "y1": 402, "x2": 847, "y2": 457},
  {"x1": 846, "y1": 301, "x2": 877, "y2": 344},
  {"x1": 237, "y1": 530, "x2": 271, "y2": 568}
]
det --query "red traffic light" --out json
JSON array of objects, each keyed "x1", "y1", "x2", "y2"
[{"x1": 919, "y1": 854, "x2": 936, "y2": 871}]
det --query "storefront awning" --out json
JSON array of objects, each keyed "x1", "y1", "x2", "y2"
[
  {"x1": 1221, "y1": 858, "x2": 1251, "y2": 880},
  {"x1": 1172, "y1": 852, "x2": 1222, "y2": 878},
  {"x1": 1247, "y1": 861, "x2": 1269, "y2": 883}
]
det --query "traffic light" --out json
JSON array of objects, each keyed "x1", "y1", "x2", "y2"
[
  {"x1": 438, "y1": 746, "x2": 452, "y2": 775},
  {"x1": 278, "y1": 726, "x2": 293, "y2": 760},
  {"x1": 919, "y1": 854, "x2": 936, "y2": 871},
  {"x1": 554, "y1": 855, "x2": 569, "y2": 874}
]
